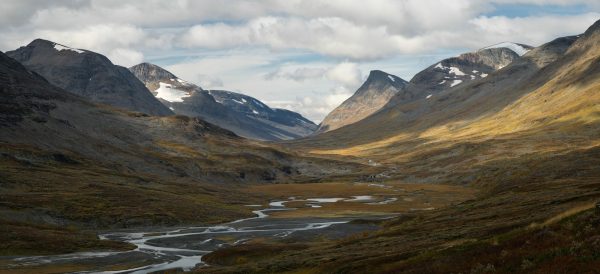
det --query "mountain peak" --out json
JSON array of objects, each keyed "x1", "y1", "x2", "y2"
[
  {"x1": 25, "y1": 39, "x2": 87, "y2": 54},
  {"x1": 129, "y1": 62, "x2": 179, "y2": 84},
  {"x1": 315, "y1": 70, "x2": 407, "y2": 133},
  {"x1": 367, "y1": 70, "x2": 407, "y2": 84},
  {"x1": 27, "y1": 38, "x2": 54, "y2": 47}
]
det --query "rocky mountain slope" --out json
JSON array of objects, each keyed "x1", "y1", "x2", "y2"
[
  {"x1": 0, "y1": 51, "x2": 359, "y2": 254},
  {"x1": 129, "y1": 63, "x2": 317, "y2": 140},
  {"x1": 316, "y1": 70, "x2": 407, "y2": 133},
  {"x1": 207, "y1": 20, "x2": 600, "y2": 274},
  {"x1": 6, "y1": 39, "x2": 172, "y2": 116}
]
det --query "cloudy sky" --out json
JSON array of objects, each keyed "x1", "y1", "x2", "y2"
[{"x1": 1, "y1": 1, "x2": 599, "y2": 122}]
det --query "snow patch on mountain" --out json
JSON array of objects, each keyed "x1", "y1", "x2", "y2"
[
  {"x1": 254, "y1": 99, "x2": 267, "y2": 108},
  {"x1": 484, "y1": 42, "x2": 530, "y2": 56},
  {"x1": 450, "y1": 80, "x2": 463, "y2": 87},
  {"x1": 435, "y1": 63, "x2": 466, "y2": 76},
  {"x1": 449, "y1": 67, "x2": 466, "y2": 76},
  {"x1": 387, "y1": 75, "x2": 395, "y2": 82},
  {"x1": 155, "y1": 82, "x2": 190, "y2": 102},
  {"x1": 53, "y1": 43, "x2": 84, "y2": 54}
]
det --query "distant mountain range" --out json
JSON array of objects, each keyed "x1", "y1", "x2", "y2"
[
  {"x1": 5, "y1": 40, "x2": 316, "y2": 141},
  {"x1": 129, "y1": 63, "x2": 317, "y2": 141}
]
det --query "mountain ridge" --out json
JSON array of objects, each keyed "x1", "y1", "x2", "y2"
[{"x1": 129, "y1": 62, "x2": 317, "y2": 141}]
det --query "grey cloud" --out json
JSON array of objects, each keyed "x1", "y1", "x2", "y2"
[{"x1": 2, "y1": 0, "x2": 600, "y2": 62}]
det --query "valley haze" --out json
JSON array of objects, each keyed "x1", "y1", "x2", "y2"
[{"x1": 1, "y1": 1, "x2": 600, "y2": 274}]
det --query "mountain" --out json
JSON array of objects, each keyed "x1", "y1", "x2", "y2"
[
  {"x1": 316, "y1": 43, "x2": 530, "y2": 134},
  {"x1": 291, "y1": 36, "x2": 580, "y2": 161},
  {"x1": 6, "y1": 39, "x2": 172, "y2": 116},
  {"x1": 411, "y1": 46, "x2": 523, "y2": 91},
  {"x1": 386, "y1": 43, "x2": 531, "y2": 107},
  {"x1": 316, "y1": 70, "x2": 408, "y2": 133},
  {"x1": 208, "y1": 89, "x2": 317, "y2": 138},
  {"x1": 129, "y1": 62, "x2": 317, "y2": 140},
  {"x1": 0, "y1": 51, "x2": 359, "y2": 254},
  {"x1": 129, "y1": 62, "x2": 230, "y2": 120}
]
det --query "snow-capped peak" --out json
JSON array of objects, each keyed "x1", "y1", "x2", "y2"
[{"x1": 483, "y1": 42, "x2": 530, "y2": 56}]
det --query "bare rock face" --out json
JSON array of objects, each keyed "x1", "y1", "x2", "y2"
[
  {"x1": 6, "y1": 39, "x2": 172, "y2": 116},
  {"x1": 316, "y1": 70, "x2": 408, "y2": 133},
  {"x1": 129, "y1": 63, "x2": 317, "y2": 140}
]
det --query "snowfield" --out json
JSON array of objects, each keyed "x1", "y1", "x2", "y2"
[
  {"x1": 450, "y1": 79, "x2": 463, "y2": 87},
  {"x1": 155, "y1": 82, "x2": 190, "y2": 102},
  {"x1": 53, "y1": 43, "x2": 84, "y2": 54},
  {"x1": 484, "y1": 42, "x2": 530, "y2": 56}
]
